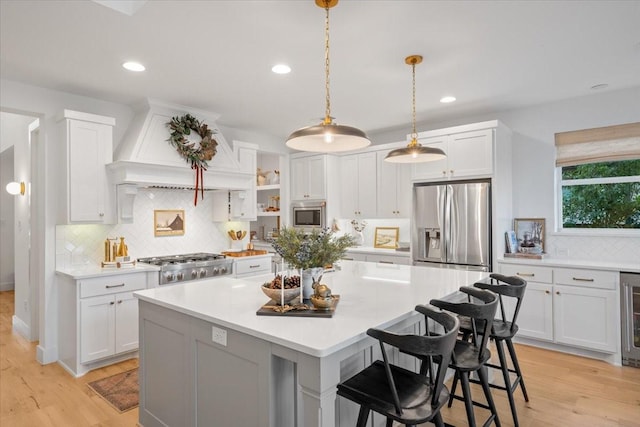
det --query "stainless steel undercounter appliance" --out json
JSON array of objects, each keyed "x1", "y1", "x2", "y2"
[
  {"x1": 412, "y1": 179, "x2": 491, "y2": 271},
  {"x1": 621, "y1": 272, "x2": 640, "y2": 367},
  {"x1": 138, "y1": 253, "x2": 233, "y2": 286}
]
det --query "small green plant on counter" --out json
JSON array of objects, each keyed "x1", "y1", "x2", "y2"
[{"x1": 272, "y1": 227, "x2": 355, "y2": 270}]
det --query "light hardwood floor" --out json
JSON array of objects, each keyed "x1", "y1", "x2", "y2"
[{"x1": 1, "y1": 290, "x2": 639, "y2": 426}]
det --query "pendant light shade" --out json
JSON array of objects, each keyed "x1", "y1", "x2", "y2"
[
  {"x1": 286, "y1": 0, "x2": 370, "y2": 153},
  {"x1": 384, "y1": 55, "x2": 446, "y2": 163}
]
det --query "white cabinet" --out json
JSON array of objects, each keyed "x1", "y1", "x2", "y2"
[
  {"x1": 339, "y1": 152, "x2": 377, "y2": 218},
  {"x1": 498, "y1": 263, "x2": 618, "y2": 354},
  {"x1": 341, "y1": 251, "x2": 411, "y2": 265},
  {"x1": 233, "y1": 255, "x2": 273, "y2": 278},
  {"x1": 291, "y1": 155, "x2": 326, "y2": 200},
  {"x1": 376, "y1": 150, "x2": 411, "y2": 217},
  {"x1": 412, "y1": 129, "x2": 493, "y2": 181},
  {"x1": 230, "y1": 189, "x2": 257, "y2": 221},
  {"x1": 57, "y1": 110, "x2": 116, "y2": 224},
  {"x1": 364, "y1": 253, "x2": 411, "y2": 265},
  {"x1": 212, "y1": 188, "x2": 257, "y2": 221},
  {"x1": 80, "y1": 291, "x2": 139, "y2": 363},
  {"x1": 57, "y1": 270, "x2": 154, "y2": 377}
]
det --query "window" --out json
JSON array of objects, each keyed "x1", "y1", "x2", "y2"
[
  {"x1": 555, "y1": 122, "x2": 640, "y2": 231},
  {"x1": 560, "y1": 160, "x2": 640, "y2": 229}
]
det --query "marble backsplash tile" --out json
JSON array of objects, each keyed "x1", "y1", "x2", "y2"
[{"x1": 546, "y1": 234, "x2": 640, "y2": 265}]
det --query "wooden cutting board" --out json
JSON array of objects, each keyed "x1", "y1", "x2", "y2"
[{"x1": 222, "y1": 250, "x2": 269, "y2": 257}]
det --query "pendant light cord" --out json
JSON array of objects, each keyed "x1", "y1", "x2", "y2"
[
  {"x1": 410, "y1": 59, "x2": 418, "y2": 146},
  {"x1": 324, "y1": 4, "x2": 332, "y2": 125}
]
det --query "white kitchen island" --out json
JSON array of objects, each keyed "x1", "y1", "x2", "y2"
[{"x1": 134, "y1": 261, "x2": 488, "y2": 427}]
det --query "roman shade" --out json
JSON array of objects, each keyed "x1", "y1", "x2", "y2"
[{"x1": 554, "y1": 122, "x2": 640, "y2": 167}]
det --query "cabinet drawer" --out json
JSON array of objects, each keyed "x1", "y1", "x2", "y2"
[
  {"x1": 499, "y1": 264, "x2": 553, "y2": 284},
  {"x1": 235, "y1": 257, "x2": 271, "y2": 275},
  {"x1": 365, "y1": 254, "x2": 411, "y2": 265},
  {"x1": 554, "y1": 268, "x2": 617, "y2": 290},
  {"x1": 80, "y1": 273, "x2": 147, "y2": 298}
]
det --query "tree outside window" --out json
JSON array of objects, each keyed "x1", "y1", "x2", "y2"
[{"x1": 561, "y1": 159, "x2": 640, "y2": 229}]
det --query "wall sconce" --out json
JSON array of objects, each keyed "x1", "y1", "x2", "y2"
[{"x1": 6, "y1": 181, "x2": 26, "y2": 196}]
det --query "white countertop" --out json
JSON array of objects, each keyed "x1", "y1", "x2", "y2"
[
  {"x1": 56, "y1": 263, "x2": 160, "y2": 279},
  {"x1": 498, "y1": 257, "x2": 640, "y2": 273},
  {"x1": 134, "y1": 261, "x2": 488, "y2": 357},
  {"x1": 346, "y1": 246, "x2": 411, "y2": 257}
]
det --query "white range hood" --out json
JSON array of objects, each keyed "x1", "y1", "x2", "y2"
[{"x1": 107, "y1": 99, "x2": 254, "y2": 191}]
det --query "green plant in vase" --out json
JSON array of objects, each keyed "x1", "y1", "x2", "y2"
[{"x1": 272, "y1": 227, "x2": 355, "y2": 299}]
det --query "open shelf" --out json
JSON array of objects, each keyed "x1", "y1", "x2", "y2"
[
  {"x1": 257, "y1": 184, "x2": 280, "y2": 191},
  {"x1": 258, "y1": 211, "x2": 281, "y2": 217}
]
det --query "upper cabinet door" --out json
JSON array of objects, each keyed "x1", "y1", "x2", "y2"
[
  {"x1": 59, "y1": 111, "x2": 115, "y2": 224},
  {"x1": 411, "y1": 135, "x2": 449, "y2": 180},
  {"x1": 291, "y1": 155, "x2": 326, "y2": 200},
  {"x1": 447, "y1": 129, "x2": 493, "y2": 178},
  {"x1": 411, "y1": 129, "x2": 494, "y2": 181},
  {"x1": 341, "y1": 152, "x2": 377, "y2": 218},
  {"x1": 377, "y1": 150, "x2": 410, "y2": 218}
]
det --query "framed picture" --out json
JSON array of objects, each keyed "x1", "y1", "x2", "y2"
[
  {"x1": 374, "y1": 227, "x2": 399, "y2": 249},
  {"x1": 154, "y1": 210, "x2": 185, "y2": 237},
  {"x1": 513, "y1": 218, "x2": 545, "y2": 253}
]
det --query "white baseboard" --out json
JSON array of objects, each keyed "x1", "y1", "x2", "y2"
[
  {"x1": 0, "y1": 282, "x2": 15, "y2": 291},
  {"x1": 37, "y1": 344, "x2": 58, "y2": 365},
  {"x1": 12, "y1": 315, "x2": 31, "y2": 340}
]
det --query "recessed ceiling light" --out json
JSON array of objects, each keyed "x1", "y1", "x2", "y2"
[
  {"x1": 440, "y1": 96, "x2": 456, "y2": 103},
  {"x1": 271, "y1": 64, "x2": 291, "y2": 74},
  {"x1": 590, "y1": 83, "x2": 609, "y2": 90},
  {"x1": 122, "y1": 61, "x2": 145, "y2": 72}
]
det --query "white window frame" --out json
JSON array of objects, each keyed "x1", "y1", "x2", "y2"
[{"x1": 555, "y1": 167, "x2": 640, "y2": 236}]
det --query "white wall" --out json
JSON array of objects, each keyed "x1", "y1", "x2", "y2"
[
  {"x1": 0, "y1": 146, "x2": 15, "y2": 290},
  {"x1": 369, "y1": 86, "x2": 640, "y2": 264}
]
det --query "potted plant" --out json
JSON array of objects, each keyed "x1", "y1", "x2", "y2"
[{"x1": 272, "y1": 227, "x2": 355, "y2": 298}]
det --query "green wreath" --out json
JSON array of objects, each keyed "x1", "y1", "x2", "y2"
[{"x1": 166, "y1": 114, "x2": 218, "y2": 169}]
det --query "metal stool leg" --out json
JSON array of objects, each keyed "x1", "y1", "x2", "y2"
[
  {"x1": 495, "y1": 339, "x2": 519, "y2": 426},
  {"x1": 506, "y1": 338, "x2": 529, "y2": 402}
]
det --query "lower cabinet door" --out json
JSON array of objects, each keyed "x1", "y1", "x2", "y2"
[
  {"x1": 553, "y1": 285, "x2": 617, "y2": 352},
  {"x1": 505, "y1": 282, "x2": 554, "y2": 341},
  {"x1": 115, "y1": 291, "x2": 139, "y2": 354},
  {"x1": 80, "y1": 294, "x2": 115, "y2": 363}
]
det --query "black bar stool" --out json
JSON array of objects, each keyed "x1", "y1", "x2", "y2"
[
  {"x1": 336, "y1": 305, "x2": 460, "y2": 427},
  {"x1": 430, "y1": 286, "x2": 501, "y2": 427},
  {"x1": 459, "y1": 273, "x2": 529, "y2": 426}
]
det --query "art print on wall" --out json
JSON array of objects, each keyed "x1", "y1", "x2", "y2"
[
  {"x1": 513, "y1": 218, "x2": 544, "y2": 254},
  {"x1": 154, "y1": 210, "x2": 185, "y2": 236},
  {"x1": 374, "y1": 227, "x2": 399, "y2": 249}
]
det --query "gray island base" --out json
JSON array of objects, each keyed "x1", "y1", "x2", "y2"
[{"x1": 134, "y1": 261, "x2": 488, "y2": 427}]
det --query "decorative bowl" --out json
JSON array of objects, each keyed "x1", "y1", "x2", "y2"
[
  {"x1": 310, "y1": 295, "x2": 335, "y2": 310},
  {"x1": 261, "y1": 283, "x2": 300, "y2": 305}
]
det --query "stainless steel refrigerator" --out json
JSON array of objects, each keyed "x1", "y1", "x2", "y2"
[{"x1": 412, "y1": 180, "x2": 491, "y2": 271}]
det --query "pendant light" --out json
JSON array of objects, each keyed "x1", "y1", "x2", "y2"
[
  {"x1": 286, "y1": 0, "x2": 370, "y2": 153},
  {"x1": 384, "y1": 55, "x2": 446, "y2": 163}
]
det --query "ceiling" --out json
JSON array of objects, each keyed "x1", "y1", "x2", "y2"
[{"x1": 2, "y1": 1, "x2": 639, "y2": 141}]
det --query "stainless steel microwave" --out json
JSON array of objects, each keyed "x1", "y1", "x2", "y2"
[{"x1": 292, "y1": 201, "x2": 326, "y2": 230}]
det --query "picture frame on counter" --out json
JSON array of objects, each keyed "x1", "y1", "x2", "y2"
[
  {"x1": 154, "y1": 209, "x2": 185, "y2": 236},
  {"x1": 514, "y1": 217, "x2": 545, "y2": 254},
  {"x1": 374, "y1": 227, "x2": 399, "y2": 249}
]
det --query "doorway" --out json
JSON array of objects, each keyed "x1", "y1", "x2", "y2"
[{"x1": 0, "y1": 110, "x2": 41, "y2": 343}]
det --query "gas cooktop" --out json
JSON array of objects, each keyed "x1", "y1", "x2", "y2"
[{"x1": 138, "y1": 253, "x2": 233, "y2": 285}]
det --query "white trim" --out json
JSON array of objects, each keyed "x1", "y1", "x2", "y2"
[
  {"x1": 37, "y1": 343, "x2": 58, "y2": 365},
  {"x1": 561, "y1": 175, "x2": 640, "y2": 186},
  {"x1": 12, "y1": 314, "x2": 31, "y2": 340},
  {"x1": 0, "y1": 282, "x2": 14, "y2": 291},
  {"x1": 551, "y1": 229, "x2": 640, "y2": 237}
]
